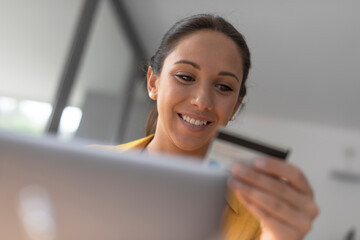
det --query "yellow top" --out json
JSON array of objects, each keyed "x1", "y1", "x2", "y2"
[{"x1": 103, "y1": 135, "x2": 261, "y2": 240}]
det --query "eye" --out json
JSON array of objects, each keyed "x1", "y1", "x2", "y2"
[
  {"x1": 175, "y1": 74, "x2": 194, "y2": 82},
  {"x1": 216, "y1": 84, "x2": 233, "y2": 92}
]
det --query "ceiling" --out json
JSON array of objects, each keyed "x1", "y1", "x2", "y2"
[{"x1": 122, "y1": 0, "x2": 360, "y2": 131}]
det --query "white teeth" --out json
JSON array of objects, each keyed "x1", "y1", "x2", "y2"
[{"x1": 181, "y1": 114, "x2": 208, "y2": 126}]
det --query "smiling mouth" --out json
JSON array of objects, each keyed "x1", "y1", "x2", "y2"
[{"x1": 178, "y1": 113, "x2": 212, "y2": 126}]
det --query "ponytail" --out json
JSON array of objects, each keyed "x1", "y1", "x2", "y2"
[{"x1": 145, "y1": 104, "x2": 158, "y2": 136}]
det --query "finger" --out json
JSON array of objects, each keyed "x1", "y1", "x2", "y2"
[
  {"x1": 229, "y1": 179, "x2": 313, "y2": 234},
  {"x1": 240, "y1": 194, "x2": 304, "y2": 240},
  {"x1": 253, "y1": 158, "x2": 313, "y2": 195},
  {"x1": 231, "y1": 163, "x2": 313, "y2": 212}
]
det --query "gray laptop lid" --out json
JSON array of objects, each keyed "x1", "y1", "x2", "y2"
[{"x1": 0, "y1": 131, "x2": 228, "y2": 240}]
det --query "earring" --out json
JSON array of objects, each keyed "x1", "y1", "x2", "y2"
[
  {"x1": 149, "y1": 91, "x2": 157, "y2": 99},
  {"x1": 231, "y1": 115, "x2": 236, "y2": 121}
]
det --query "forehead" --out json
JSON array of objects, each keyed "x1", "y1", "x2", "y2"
[{"x1": 164, "y1": 30, "x2": 243, "y2": 75}]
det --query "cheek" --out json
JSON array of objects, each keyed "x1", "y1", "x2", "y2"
[
  {"x1": 216, "y1": 98, "x2": 238, "y2": 123},
  {"x1": 157, "y1": 80, "x2": 185, "y2": 115},
  {"x1": 160, "y1": 80, "x2": 187, "y2": 102}
]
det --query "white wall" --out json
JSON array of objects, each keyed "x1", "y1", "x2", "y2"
[
  {"x1": 70, "y1": 0, "x2": 133, "y2": 107},
  {"x1": 0, "y1": 0, "x2": 82, "y2": 102},
  {"x1": 230, "y1": 112, "x2": 360, "y2": 239},
  {"x1": 0, "y1": 1, "x2": 136, "y2": 141},
  {"x1": 0, "y1": 0, "x2": 133, "y2": 107}
]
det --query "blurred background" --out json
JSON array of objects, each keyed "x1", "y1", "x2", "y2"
[{"x1": 0, "y1": 0, "x2": 359, "y2": 239}]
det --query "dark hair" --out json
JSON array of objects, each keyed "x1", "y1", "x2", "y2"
[{"x1": 145, "y1": 14, "x2": 251, "y2": 136}]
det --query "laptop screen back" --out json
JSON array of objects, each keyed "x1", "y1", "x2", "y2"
[{"x1": 0, "y1": 131, "x2": 228, "y2": 240}]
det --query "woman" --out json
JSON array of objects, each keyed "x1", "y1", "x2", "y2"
[{"x1": 114, "y1": 14, "x2": 319, "y2": 240}]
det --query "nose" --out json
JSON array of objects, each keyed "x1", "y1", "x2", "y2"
[{"x1": 190, "y1": 86, "x2": 213, "y2": 111}]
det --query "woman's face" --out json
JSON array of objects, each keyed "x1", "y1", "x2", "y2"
[{"x1": 148, "y1": 30, "x2": 243, "y2": 156}]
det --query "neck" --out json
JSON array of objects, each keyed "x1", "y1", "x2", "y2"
[{"x1": 145, "y1": 134, "x2": 208, "y2": 159}]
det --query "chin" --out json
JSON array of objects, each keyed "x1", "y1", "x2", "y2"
[{"x1": 174, "y1": 138, "x2": 209, "y2": 155}]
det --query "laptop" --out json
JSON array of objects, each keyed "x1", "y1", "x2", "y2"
[{"x1": 0, "y1": 131, "x2": 228, "y2": 240}]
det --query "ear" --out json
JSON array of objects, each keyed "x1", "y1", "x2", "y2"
[{"x1": 147, "y1": 66, "x2": 159, "y2": 100}]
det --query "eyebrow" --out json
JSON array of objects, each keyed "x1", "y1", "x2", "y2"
[
  {"x1": 174, "y1": 60, "x2": 200, "y2": 69},
  {"x1": 174, "y1": 59, "x2": 239, "y2": 82},
  {"x1": 218, "y1": 71, "x2": 239, "y2": 82}
]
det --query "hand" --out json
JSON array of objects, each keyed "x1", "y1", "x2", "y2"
[{"x1": 228, "y1": 158, "x2": 319, "y2": 240}]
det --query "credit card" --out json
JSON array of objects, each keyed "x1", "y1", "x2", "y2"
[{"x1": 204, "y1": 127, "x2": 290, "y2": 171}]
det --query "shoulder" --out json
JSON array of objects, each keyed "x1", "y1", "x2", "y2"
[{"x1": 91, "y1": 134, "x2": 154, "y2": 151}]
